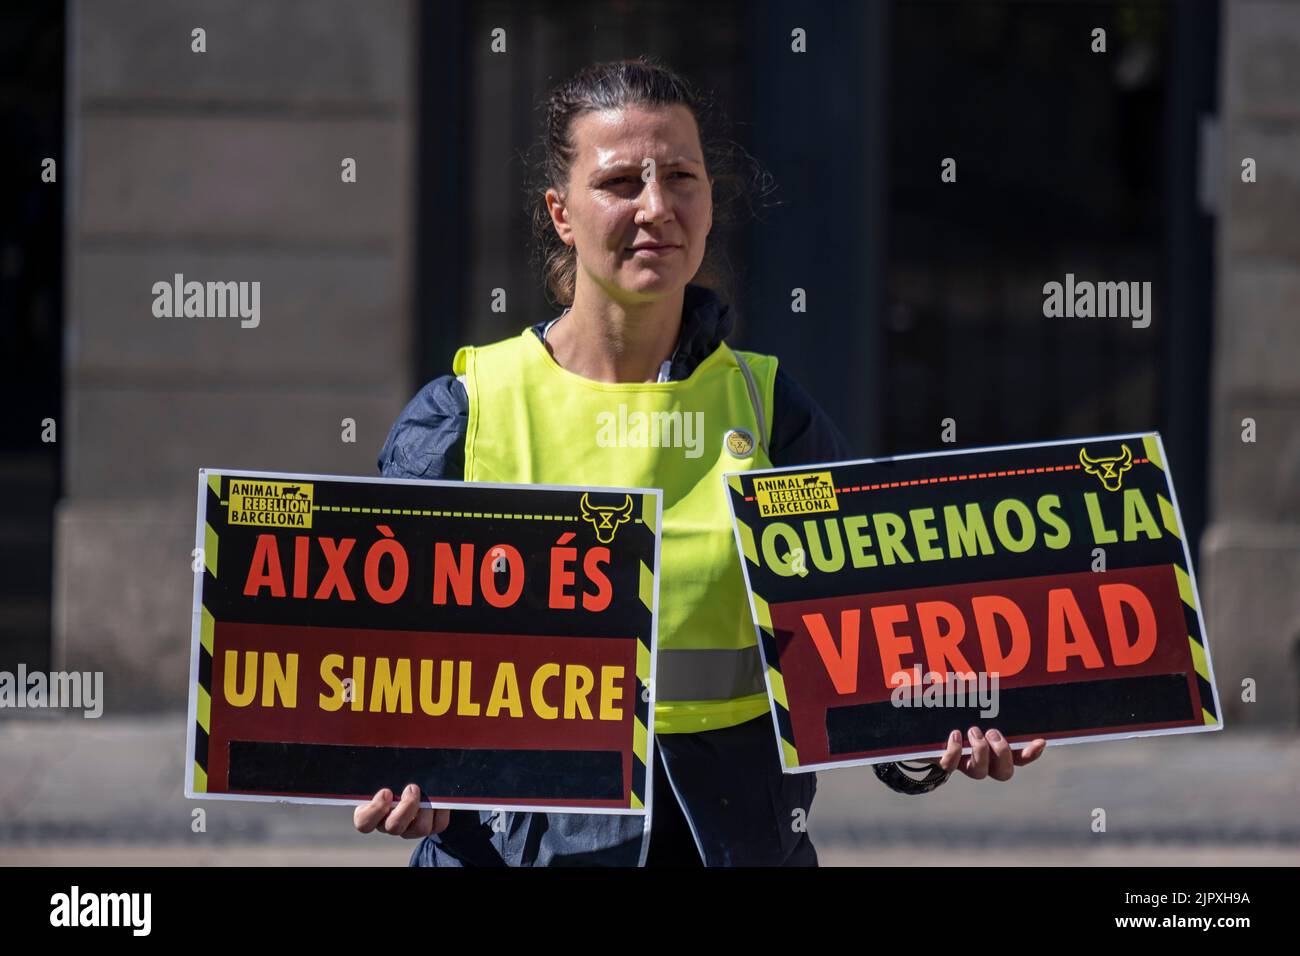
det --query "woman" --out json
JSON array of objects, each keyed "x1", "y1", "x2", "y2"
[{"x1": 353, "y1": 58, "x2": 1045, "y2": 866}]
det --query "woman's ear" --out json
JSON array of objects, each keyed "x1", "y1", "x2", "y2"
[{"x1": 545, "y1": 188, "x2": 574, "y2": 246}]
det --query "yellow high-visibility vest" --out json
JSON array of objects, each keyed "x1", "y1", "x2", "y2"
[{"x1": 454, "y1": 327, "x2": 778, "y2": 734}]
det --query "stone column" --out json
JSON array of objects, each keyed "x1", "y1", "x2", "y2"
[
  {"x1": 54, "y1": 0, "x2": 417, "y2": 710},
  {"x1": 1202, "y1": 0, "x2": 1300, "y2": 727}
]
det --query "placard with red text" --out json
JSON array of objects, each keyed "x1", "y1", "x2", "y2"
[
  {"x1": 723, "y1": 432, "x2": 1221, "y2": 772},
  {"x1": 185, "y1": 469, "x2": 661, "y2": 813}
]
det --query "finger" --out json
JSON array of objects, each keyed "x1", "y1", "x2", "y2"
[
  {"x1": 986, "y1": 729, "x2": 1014, "y2": 781},
  {"x1": 938, "y1": 729, "x2": 963, "y2": 773},
  {"x1": 403, "y1": 806, "x2": 435, "y2": 839},
  {"x1": 383, "y1": 784, "x2": 422, "y2": 835},
  {"x1": 964, "y1": 726, "x2": 989, "y2": 779},
  {"x1": 432, "y1": 808, "x2": 452, "y2": 835},
  {"x1": 1013, "y1": 738, "x2": 1048, "y2": 766},
  {"x1": 353, "y1": 788, "x2": 394, "y2": 833}
]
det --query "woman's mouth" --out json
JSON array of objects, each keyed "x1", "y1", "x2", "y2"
[{"x1": 626, "y1": 244, "x2": 680, "y2": 257}]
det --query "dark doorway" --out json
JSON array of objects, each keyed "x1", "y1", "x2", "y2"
[{"x1": 0, "y1": 3, "x2": 65, "y2": 673}]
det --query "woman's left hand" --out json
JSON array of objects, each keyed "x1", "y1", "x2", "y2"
[{"x1": 924, "y1": 726, "x2": 1046, "y2": 781}]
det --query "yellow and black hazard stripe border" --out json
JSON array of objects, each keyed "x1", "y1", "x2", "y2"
[
  {"x1": 726, "y1": 474, "x2": 801, "y2": 769},
  {"x1": 188, "y1": 476, "x2": 655, "y2": 811},
  {"x1": 1144, "y1": 436, "x2": 1218, "y2": 727},
  {"x1": 725, "y1": 436, "x2": 1220, "y2": 764},
  {"x1": 1178, "y1": 576, "x2": 1218, "y2": 726},
  {"x1": 193, "y1": 477, "x2": 657, "y2": 811},
  {"x1": 192, "y1": 471, "x2": 224, "y2": 794},
  {"x1": 627, "y1": 492, "x2": 658, "y2": 809}
]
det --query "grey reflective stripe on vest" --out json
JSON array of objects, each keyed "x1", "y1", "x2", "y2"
[
  {"x1": 655, "y1": 646, "x2": 766, "y2": 701},
  {"x1": 734, "y1": 353, "x2": 770, "y2": 458}
]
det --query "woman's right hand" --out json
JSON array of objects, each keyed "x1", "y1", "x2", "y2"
[{"x1": 353, "y1": 783, "x2": 451, "y2": 838}]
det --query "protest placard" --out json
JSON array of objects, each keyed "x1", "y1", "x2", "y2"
[
  {"x1": 185, "y1": 470, "x2": 660, "y2": 813},
  {"x1": 724, "y1": 433, "x2": 1221, "y2": 772}
]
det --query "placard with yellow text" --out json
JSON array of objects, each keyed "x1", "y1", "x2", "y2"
[
  {"x1": 724, "y1": 433, "x2": 1221, "y2": 773},
  {"x1": 186, "y1": 469, "x2": 661, "y2": 813}
]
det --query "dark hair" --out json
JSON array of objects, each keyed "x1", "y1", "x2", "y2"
[{"x1": 525, "y1": 56, "x2": 778, "y2": 308}]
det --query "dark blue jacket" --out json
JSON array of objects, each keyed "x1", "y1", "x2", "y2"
[{"x1": 378, "y1": 285, "x2": 944, "y2": 866}]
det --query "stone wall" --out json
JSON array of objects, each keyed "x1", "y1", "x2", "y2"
[
  {"x1": 1202, "y1": 0, "x2": 1300, "y2": 727},
  {"x1": 54, "y1": 0, "x2": 416, "y2": 710}
]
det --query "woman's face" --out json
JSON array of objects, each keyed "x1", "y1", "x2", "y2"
[{"x1": 546, "y1": 104, "x2": 713, "y2": 305}]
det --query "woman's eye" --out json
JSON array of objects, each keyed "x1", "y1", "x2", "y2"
[{"x1": 604, "y1": 172, "x2": 693, "y2": 188}]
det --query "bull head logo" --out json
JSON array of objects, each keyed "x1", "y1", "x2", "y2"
[
  {"x1": 1079, "y1": 444, "x2": 1133, "y2": 492},
  {"x1": 580, "y1": 493, "x2": 634, "y2": 544}
]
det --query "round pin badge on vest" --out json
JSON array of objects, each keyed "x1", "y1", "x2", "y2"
[{"x1": 724, "y1": 427, "x2": 756, "y2": 458}]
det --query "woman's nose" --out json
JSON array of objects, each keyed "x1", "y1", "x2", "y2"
[{"x1": 636, "y1": 180, "x2": 669, "y2": 223}]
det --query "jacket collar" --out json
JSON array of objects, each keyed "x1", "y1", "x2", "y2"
[
  {"x1": 672, "y1": 284, "x2": 733, "y2": 379},
  {"x1": 535, "y1": 284, "x2": 733, "y2": 382}
]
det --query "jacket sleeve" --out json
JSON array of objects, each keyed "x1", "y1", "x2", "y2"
[
  {"x1": 381, "y1": 368, "x2": 495, "y2": 871},
  {"x1": 377, "y1": 375, "x2": 469, "y2": 480},
  {"x1": 768, "y1": 367, "x2": 950, "y2": 796},
  {"x1": 767, "y1": 367, "x2": 853, "y2": 467}
]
